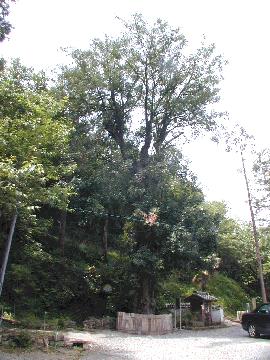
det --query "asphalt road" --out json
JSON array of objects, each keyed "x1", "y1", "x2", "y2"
[
  {"x1": 0, "y1": 324, "x2": 269, "y2": 360},
  {"x1": 80, "y1": 324, "x2": 270, "y2": 360}
]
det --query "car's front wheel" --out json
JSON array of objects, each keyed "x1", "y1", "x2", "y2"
[{"x1": 248, "y1": 324, "x2": 260, "y2": 338}]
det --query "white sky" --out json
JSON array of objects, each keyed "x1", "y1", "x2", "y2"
[{"x1": 2, "y1": 0, "x2": 270, "y2": 221}]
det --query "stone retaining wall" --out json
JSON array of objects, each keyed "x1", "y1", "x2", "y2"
[
  {"x1": 211, "y1": 309, "x2": 224, "y2": 324},
  {"x1": 117, "y1": 311, "x2": 173, "y2": 335},
  {"x1": 83, "y1": 316, "x2": 115, "y2": 330}
]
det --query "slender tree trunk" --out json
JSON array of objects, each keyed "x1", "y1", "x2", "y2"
[
  {"x1": 0, "y1": 211, "x2": 17, "y2": 298},
  {"x1": 58, "y1": 210, "x2": 67, "y2": 255},
  {"x1": 241, "y1": 150, "x2": 267, "y2": 303},
  {"x1": 102, "y1": 217, "x2": 108, "y2": 261}
]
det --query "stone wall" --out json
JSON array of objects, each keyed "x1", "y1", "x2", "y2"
[
  {"x1": 117, "y1": 312, "x2": 173, "y2": 335},
  {"x1": 211, "y1": 309, "x2": 224, "y2": 324},
  {"x1": 83, "y1": 316, "x2": 115, "y2": 330}
]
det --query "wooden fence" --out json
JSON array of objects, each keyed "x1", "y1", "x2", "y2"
[{"x1": 117, "y1": 311, "x2": 173, "y2": 335}]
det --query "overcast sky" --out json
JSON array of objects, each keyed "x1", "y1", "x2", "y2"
[{"x1": 2, "y1": 0, "x2": 270, "y2": 221}]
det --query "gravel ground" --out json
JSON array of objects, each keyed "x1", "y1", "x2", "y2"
[{"x1": 0, "y1": 323, "x2": 269, "y2": 360}]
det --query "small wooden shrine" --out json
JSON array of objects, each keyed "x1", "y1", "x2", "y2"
[{"x1": 185, "y1": 291, "x2": 217, "y2": 326}]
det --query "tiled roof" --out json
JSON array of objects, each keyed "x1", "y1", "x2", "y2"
[{"x1": 185, "y1": 291, "x2": 217, "y2": 302}]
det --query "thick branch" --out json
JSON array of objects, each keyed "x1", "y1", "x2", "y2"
[
  {"x1": 140, "y1": 61, "x2": 152, "y2": 165},
  {"x1": 98, "y1": 89, "x2": 127, "y2": 159}
]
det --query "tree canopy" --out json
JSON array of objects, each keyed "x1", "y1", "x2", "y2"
[
  {"x1": 1, "y1": 15, "x2": 266, "y2": 320},
  {"x1": 0, "y1": 0, "x2": 15, "y2": 42},
  {"x1": 0, "y1": 60, "x2": 75, "y2": 219},
  {"x1": 60, "y1": 14, "x2": 225, "y2": 163}
]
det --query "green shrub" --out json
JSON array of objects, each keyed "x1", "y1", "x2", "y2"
[
  {"x1": 2, "y1": 311, "x2": 15, "y2": 321},
  {"x1": 157, "y1": 273, "x2": 196, "y2": 311},
  {"x1": 18, "y1": 312, "x2": 73, "y2": 330},
  {"x1": 207, "y1": 273, "x2": 250, "y2": 316},
  {"x1": 11, "y1": 331, "x2": 33, "y2": 348},
  {"x1": 19, "y1": 313, "x2": 43, "y2": 329},
  {"x1": 181, "y1": 311, "x2": 192, "y2": 326},
  {"x1": 57, "y1": 318, "x2": 65, "y2": 329}
]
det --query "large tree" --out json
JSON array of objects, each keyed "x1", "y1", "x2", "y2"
[
  {"x1": 58, "y1": 14, "x2": 226, "y2": 313},
  {"x1": 0, "y1": 61, "x2": 75, "y2": 297}
]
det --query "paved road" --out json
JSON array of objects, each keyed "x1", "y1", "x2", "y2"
[
  {"x1": 0, "y1": 324, "x2": 269, "y2": 360},
  {"x1": 80, "y1": 324, "x2": 270, "y2": 360}
]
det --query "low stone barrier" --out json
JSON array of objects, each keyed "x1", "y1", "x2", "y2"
[
  {"x1": 83, "y1": 316, "x2": 115, "y2": 330},
  {"x1": 117, "y1": 311, "x2": 173, "y2": 335},
  {"x1": 211, "y1": 309, "x2": 224, "y2": 324}
]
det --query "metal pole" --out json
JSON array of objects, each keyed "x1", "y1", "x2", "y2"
[
  {"x1": 43, "y1": 311, "x2": 47, "y2": 330},
  {"x1": 179, "y1": 297, "x2": 182, "y2": 330},
  {"x1": 0, "y1": 212, "x2": 18, "y2": 298}
]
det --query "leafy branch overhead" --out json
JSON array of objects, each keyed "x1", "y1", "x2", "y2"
[
  {"x1": 60, "y1": 14, "x2": 226, "y2": 165},
  {"x1": 1, "y1": 14, "x2": 263, "y2": 317},
  {"x1": 0, "y1": 61, "x2": 75, "y2": 217},
  {"x1": 0, "y1": 0, "x2": 15, "y2": 42}
]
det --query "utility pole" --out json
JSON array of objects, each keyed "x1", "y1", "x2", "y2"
[
  {"x1": 241, "y1": 150, "x2": 267, "y2": 303},
  {"x1": 0, "y1": 211, "x2": 18, "y2": 298}
]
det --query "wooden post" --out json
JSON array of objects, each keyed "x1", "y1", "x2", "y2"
[
  {"x1": 0, "y1": 305, "x2": 3, "y2": 327},
  {"x1": 209, "y1": 302, "x2": 213, "y2": 326},
  {"x1": 201, "y1": 303, "x2": 205, "y2": 325}
]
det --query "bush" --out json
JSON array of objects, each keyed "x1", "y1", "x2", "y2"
[
  {"x1": 18, "y1": 313, "x2": 74, "y2": 330},
  {"x1": 57, "y1": 318, "x2": 65, "y2": 329},
  {"x1": 11, "y1": 331, "x2": 33, "y2": 348},
  {"x1": 157, "y1": 273, "x2": 196, "y2": 311},
  {"x1": 2, "y1": 311, "x2": 15, "y2": 321},
  {"x1": 207, "y1": 273, "x2": 250, "y2": 316},
  {"x1": 181, "y1": 311, "x2": 192, "y2": 326},
  {"x1": 19, "y1": 314, "x2": 43, "y2": 329}
]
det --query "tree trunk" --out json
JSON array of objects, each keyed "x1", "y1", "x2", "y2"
[
  {"x1": 58, "y1": 210, "x2": 67, "y2": 255},
  {"x1": 0, "y1": 212, "x2": 17, "y2": 298},
  {"x1": 241, "y1": 150, "x2": 267, "y2": 302},
  {"x1": 102, "y1": 217, "x2": 108, "y2": 261},
  {"x1": 139, "y1": 276, "x2": 154, "y2": 314}
]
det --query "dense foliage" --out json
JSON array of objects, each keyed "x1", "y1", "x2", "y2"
[
  {"x1": 56, "y1": 14, "x2": 226, "y2": 314},
  {"x1": 0, "y1": 0, "x2": 15, "y2": 42},
  {"x1": 207, "y1": 273, "x2": 249, "y2": 316},
  {"x1": 0, "y1": 15, "x2": 268, "y2": 320}
]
